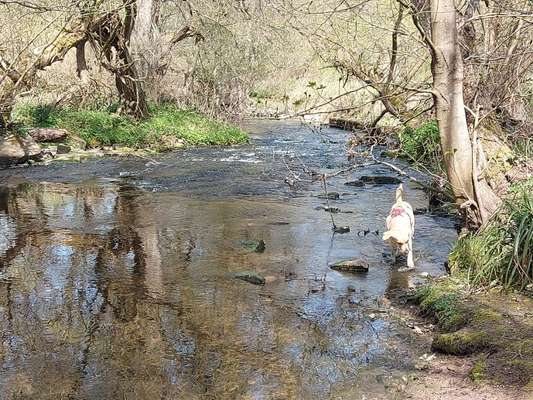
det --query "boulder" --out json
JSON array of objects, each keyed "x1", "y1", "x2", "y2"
[
  {"x1": 28, "y1": 128, "x2": 68, "y2": 142},
  {"x1": 0, "y1": 134, "x2": 42, "y2": 167},
  {"x1": 234, "y1": 271, "x2": 266, "y2": 285},
  {"x1": 359, "y1": 175, "x2": 402, "y2": 185},
  {"x1": 330, "y1": 259, "x2": 369, "y2": 273}
]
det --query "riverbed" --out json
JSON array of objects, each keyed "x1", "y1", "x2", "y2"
[{"x1": 0, "y1": 120, "x2": 457, "y2": 399}]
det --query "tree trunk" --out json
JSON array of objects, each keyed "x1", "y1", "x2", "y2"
[{"x1": 430, "y1": 0, "x2": 498, "y2": 226}]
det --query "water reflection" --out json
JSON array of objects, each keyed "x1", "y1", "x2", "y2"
[{"x1": 0, "y1": 122, "x2": 458, "y2": 399}]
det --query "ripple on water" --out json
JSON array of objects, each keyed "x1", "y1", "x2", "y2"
[{"x1": 0, "y1": 120, "x2": 457, "y2": 399}]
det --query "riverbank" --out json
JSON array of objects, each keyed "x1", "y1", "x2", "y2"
[{"x1": 1, "y1": 104, "x2": 248, "y2": 167}]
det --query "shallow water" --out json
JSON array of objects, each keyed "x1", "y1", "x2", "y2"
[{"x1": 0, "y1": 121, "x2": 457, "y2": 399}]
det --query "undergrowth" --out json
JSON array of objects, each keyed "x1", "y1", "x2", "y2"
[
  {"x1": 398, "y1": 120, "x2": 443, "y2": 173},
  {"x1": 449, "y1": 179, "x2": 533, "y2": 289},
  {"x1": 12, "y1": 103, "x2": 248, "y2": 149}
]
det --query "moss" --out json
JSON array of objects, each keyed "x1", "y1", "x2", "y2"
[
  {"x1": 432, "y1": 329, "x2": 490, "y2": 355},
  {"x1": 470, "y1": 358, "x2": 487, "y2": 382},
  {"x1": 414, "y1": 285, "x2": 469, "y2": 332}
]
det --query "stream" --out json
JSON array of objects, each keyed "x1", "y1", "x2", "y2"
[{"x1": 0, "y1": 120, "x2": 457, "y2": 399}]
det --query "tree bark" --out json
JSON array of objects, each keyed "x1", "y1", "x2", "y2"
[{"x1": 430, "y1": 0, "x2": 498, "y2": 226}]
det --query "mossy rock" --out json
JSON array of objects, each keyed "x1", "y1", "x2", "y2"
[
  {"x1": 240, "y1": 239, "x2": 266, "y2": 253},
  {"x1": 432, "y1": 329, "x2": 490, "y2": 355},
  {"x1": 414, "y1": 285, "x2": 469, "y2": 331},
  {"x1": 234, "y1": 271, "x2": 266, "y2": 285}
]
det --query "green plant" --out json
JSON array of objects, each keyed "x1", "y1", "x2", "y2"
[
  {"x1": 450, "y1": 180, "x2": 533, "y2": 289},
  {"x1": 399, "y1": 121, "x2": 443, "y2": 173},
  {"x1": 11, "y1": 102, "x2": 248, "y2": 149}
]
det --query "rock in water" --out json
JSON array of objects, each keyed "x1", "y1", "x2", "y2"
[
  {"x1": 234, "y1": 271, "x2": 266, "y2": 285},
  {"x1": 330, "y1": 259, "x2": 369, "y2": 273},
  {"x1": 333, "y1": 226, "x2": 350, "y2": 234},
  {"x1": 344, "y1": 180, "x2": 365, "y2": 187},
  {"x1": 359, "y1": 176, "x2": 402, "y2": 185},
  {"x1": 0, "y1": 134, "x2": 42, "y2": 167},
  {"x1": 240, "y1": 239, "x2": 266, "y2": 253},
  {"x1": 317, "y1": 192, "x2": 340, "y2": 200},
  {"x1": 28, "y1": 128, "x2": 68, "y2": 142}
]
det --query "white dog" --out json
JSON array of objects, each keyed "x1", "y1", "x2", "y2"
[{"x1": 383, "y1": 184, "x2": 415, "y2": 270}]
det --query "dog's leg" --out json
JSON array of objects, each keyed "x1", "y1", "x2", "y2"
[{"x1": 407, "y1": 238, "x2": 415, "y2": 269}]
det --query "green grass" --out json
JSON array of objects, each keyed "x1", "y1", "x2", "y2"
[
  {"x1": 12, "y1": 103, "x2": 248, "y2": 149},
  {"x1": 399, "y1": 121, "x2": 443, "y2": 173},
  {"x1": 449, "y1": 179, "x2": 533, "y2": 289}
]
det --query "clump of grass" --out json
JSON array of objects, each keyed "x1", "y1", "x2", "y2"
[
  {"x1": 11, "y1": 103, "x2": 248, "y2": 149},
  {"x1": 399, "y1": 121, "x2": 443, "y2": 173},
  {"x1": 449, "y1": 179, "x2": 533, "y2": 289}
]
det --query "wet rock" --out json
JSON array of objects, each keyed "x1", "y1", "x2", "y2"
[
  {"x1": 344, "y1": 180, "x2": 365, "y2": 187},
  {"x1": 0, "y1": 134, "x2": 42, "y2": 166},
  {"x1": 234, "y1": 271, "x2": 266, "y2": 285},
  {"x1": 315, "y1": 205, "x2": 340, "y2": 213},
  {"x1": 330, "y1": 259, "x2": 369, "y2": 273},
  {"x1": 317, "y1": 192, "x2": 340, "y2": 200},
  {"x1": 56, "y1": 144, "x2": 71, "y2": 154},
  {"x1": 67, "y1": 135, "x2": 87, "y2": 150},
  {"x1": 359, "y1": 176, "x2": 402, "y2": 185},
  {"x1": 28, "y1": 127, "x2": 68, "y2": 142},
  {"x1": 240, "y1": 239, "x2": 266, "y2": 253},
  {"x1": 333, "y1": 226, "x2": 350, "y2": 234}
]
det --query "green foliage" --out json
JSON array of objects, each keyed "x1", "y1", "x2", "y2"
[
  {"x1": 450, "y1": 180, "x2": 533, "y2": 289},
  {"x1": 11, "y1": 103, "x2": 248, "y2": 149},
  {"x1": 399, "y1": 121, "x2": 442, "y2": 172}
]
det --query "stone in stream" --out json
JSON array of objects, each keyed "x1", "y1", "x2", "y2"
[
  {"x1": 240, "y1": 239, "x2": 266, "y2": 253},
  {"x1": 333, "y1": 226, "x2": 350, "y2": 234},
  {"x1": 330, "y1": 259, "x2": 369, "y2": 273},
  {"x1": 315, "y1": 206, "x2": 340, "y2": 213},
  {"x1": 28, "y1": 128, "x2": 68, "y2": 142},
  {"x1": 359, "y1": 176, "x2": 402, "y2": 185},
  {"x1": 317, "y1": 192, "x2": 340, "y2": 200},
  {"x1": 344, "y1": 180, "x2": 365, "y2": 187},
  {"x1": 56, "y1": 144, "x2": 71, "y2": 154},
  {"x1": 234, "y1": 271, "x2": 266, "y2": 285},
  {"x1": 0, "y1": 134, "x2": 43, "y2": 166}
]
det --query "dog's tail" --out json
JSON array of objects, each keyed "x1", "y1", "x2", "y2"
[{"x1": 395, "y1": 184, "x2": 404, "y2": 202}]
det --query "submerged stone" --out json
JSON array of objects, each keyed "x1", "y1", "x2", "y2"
[
  {"x1": 330, "y1": 259, "x2": 369, "y2": 273},
  {"x1": 359, "y1": 176, "x2": 402, "y2": 185},
  {"x1": 317, "y1": 192, "x2": 340, "y2": 200},
  {"x1": 240, "y1": 239, "x2": 266, "y2": 253},
  {"x1": 234, "y1": 271, "x2": 266, "y2": 285}
]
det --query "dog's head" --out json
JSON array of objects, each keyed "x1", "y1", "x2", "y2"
[{"x1": 383, "y1": 230, "x2": 409, "y2": 248}]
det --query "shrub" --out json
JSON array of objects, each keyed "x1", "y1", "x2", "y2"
[
  {"x1": 449, "y1": 180, "x2": 533, "y2": 289},
  {"x1": 399, "y1": 121, "x2": 442, "y2": 173}
]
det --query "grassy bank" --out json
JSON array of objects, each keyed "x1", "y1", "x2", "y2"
[
  {"x1": 450, "y1": 180, "x2": 533, "y2": 289},
  {"x1": 12, "y1": 103, "x2": 249, "y2": 150},
  {"x1": 412, "y1": 278, "x2": 533, "y2": 387}
]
